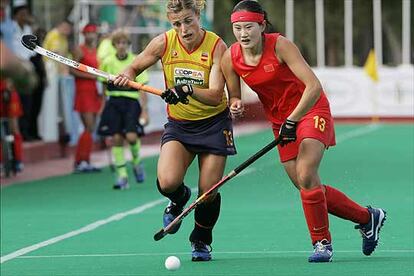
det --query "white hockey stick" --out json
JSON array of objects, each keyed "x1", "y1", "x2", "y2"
[{"x1": 21, "y1": 34, "x2": 162, "y2": 96}]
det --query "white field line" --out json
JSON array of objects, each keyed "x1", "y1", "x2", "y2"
[
  {"x1": 0, "y1": 198, "x2": 167, "y2": 264},
  {"x1": 16, "y1": 249, "x2": 414, "y2": 259},
  {"x1": 335, "y1": 123, "x2": 381, "y2": 143},
  {"x1": 0, "y1": 124, "x2": 381, "y2": 264}
]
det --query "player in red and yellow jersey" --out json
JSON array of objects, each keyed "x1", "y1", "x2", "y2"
[
  {"x1": 114, "y1": 0, "x2": 235, "y2": 262},
  {"x1": 221, "y1": 0, "x2": 386, "y2": 263}
]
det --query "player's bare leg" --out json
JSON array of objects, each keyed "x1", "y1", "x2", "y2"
[
  {"x1": 190, "y1": 153, "x2": 226, "y2": 261},
  {"x1": 74, "y1": 112, "x2": 100, "y2": 173},
  {"x1": 157, "y1": 141, "x2": 194, "y2": 234},
  {"x1": 283, "y1": 138, "x2": 333, "y2": 262}
]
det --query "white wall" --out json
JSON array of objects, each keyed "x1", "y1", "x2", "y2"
[
  {"x1": 38, "y1": 66, "x2": 413, "y2": 142},
  {"x1": 239, "y1": 65, "x2": 414, "y2": 118},
  {"x1": 145, "y1": 66, "x2": 414, "y2": 134}
]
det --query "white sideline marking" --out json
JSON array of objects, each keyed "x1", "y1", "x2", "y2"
[
  {"x1": 0, "y1": 198, "x2": 167, "y2": 264},
  {"x1": 16, "y1": 249, "x2": 414, "y2": 259},
  {"x1": 0, "y1": 124, "x2": 382, "y2": 264},
  {"x1": 336, "y1": 123, "x2": 381, "y2": 143}
]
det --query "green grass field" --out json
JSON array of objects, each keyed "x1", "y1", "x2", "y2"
[{"x1": 1, "y1": 123, "x2": 413, "y2": 276}]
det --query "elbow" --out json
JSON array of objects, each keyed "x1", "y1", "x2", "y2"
[
  {"x1": 204, "y1": 89, "x2": 224, "y2": 106},
  {"x1": 310, "y1": 82, "x2": 323, "y2": 101},
  {"x1": 211, "y1": 96, "x2": 223, "y2": 106}
]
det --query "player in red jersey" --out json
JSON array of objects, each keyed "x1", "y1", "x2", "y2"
[
  {"x1": 221, "y1": 0, "x2": 386, "y2": 262},
  {"x1": 0, "y1": 79, "x2": 24, "y2": 172},
  {"x1": 71, "y1": 24, "x2": 103, "y2": 173}
]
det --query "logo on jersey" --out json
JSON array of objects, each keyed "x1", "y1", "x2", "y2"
[
  {"x1": 201, "y1": 52, "x2": 209, "y2": 62},
  {"x1": 263, "y1": 64, "x2": 275, "y2": 72},
  {"x1": 172, "y1": 49, "x2": 178, "y2": 58},
  {"x1": 174, "y1": 68, "x2": 204, "y2": 85}
]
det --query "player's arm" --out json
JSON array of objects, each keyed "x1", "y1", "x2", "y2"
[
  {"x1": 69, "y1": 46, "x2": 96, "y2": 79},
  {"x1": 189, "y1": 39, "x2": 227, "y2": 106},
  {"x1": 276, "y1": 36, "x2": 322, "y2": 122},
  {"x1": 113, "y1": 34, "x2": 165, "y2": 86},
  {"x1": 221, "y1": 48, "x2": 244, "y2": 118}
]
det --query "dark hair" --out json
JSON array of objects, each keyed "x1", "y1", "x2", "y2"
[
  {"x1": 232, "y1": 0, "x2": 274, "y2": 33},
  {"x1": 12, "y1": 5, "x2": 29, "y2": 16}
]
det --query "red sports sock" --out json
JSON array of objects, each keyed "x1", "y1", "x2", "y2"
[
  {"x1": 13, "y1": 133, "x2": 23, "y2": 162},
  {"x1": 324, "y1": 185, "x2": 370, "y2": 224},
  {"x1": 75, "y1": 132, "x2": 93, "y2": 163},
  {"x1": 300, "y1": 186, "x2": 331, "y2": 244}
]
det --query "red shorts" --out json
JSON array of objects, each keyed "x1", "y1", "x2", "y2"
[
  {"x1": 0, "y1": 89, "x2": 23, "y2": 118},
  {"x1": 272, "y1": 110, "x2": 336, "y2": 162},
  {"x1": 74, "y1": 87, "x2": 102, "y2": 113}
]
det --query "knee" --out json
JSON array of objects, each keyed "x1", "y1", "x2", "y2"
[
  {"x1": 156, "y1": 177, "x2": 181, "y2": 194},
  {"x1": 125, "y1": 133, "x2": 137, "y2": 144},
  {"x1": 84, "y1": 124, "x2": 95, "y2": 133},
  {"x1": 201, "y1": 191, "x2": 218, "y2": 204},
  {"x1": 296, "y1": 169, "x2": 319, "y2": 190}
]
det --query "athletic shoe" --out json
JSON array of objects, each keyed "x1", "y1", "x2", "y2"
[
  {"x1": 113, "y1": 177, "x2": 129, "y2": 190},
  {"x1": 308, "y1": 239, "x2": 333, "y2": 263},
  {"x1": 74, "y1": 161, "x2": 101, "y2": 173},
  {"x1": 191, "y1": 241, "x2": 212, "y2": 262},
  {"x1": 163, "y1": 186, "x2": 191, "y2": 234},
  {"x1": 14, "y1": 161, "x2": 24, "y2": 172},
  {"x1": 355, "y1": 206, "x2": 387, "y2": 256},
  {"x1": 133, "y1": 163, "x2": 145, "y2": 183}
]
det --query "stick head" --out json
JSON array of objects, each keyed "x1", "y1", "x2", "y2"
[
  {"x1": 153, "y1": 229, "x2": 166, "y2": 241},
  {"x1": 21, "y1": 34, "x2": 38, "y2": 50}
]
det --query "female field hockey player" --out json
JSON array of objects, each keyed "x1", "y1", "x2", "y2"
[
  {"x1": 221, "y1": 0, "x2": 386, "y2": 263},
  {"x1": 98, "y1": 29, "x2": 148, "y2": 189},
  {"x1": 71, "y1": 24, "x2": 102, "y2": 173},
  {"x1": 113, "y1": 0, "x2": 236, "y2": 262}
]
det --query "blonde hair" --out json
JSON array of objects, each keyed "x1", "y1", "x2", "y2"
[
  {"x1": 111, "y1": 28, "x2": 131, "y2": 46},
  {"x1": 166, "y1": 0, "x2": 205, "y2": 15}
]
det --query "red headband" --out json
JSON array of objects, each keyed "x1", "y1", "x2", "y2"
[
  {"x1": 82, "y1": 24, "x2": 97, "y2": 33},
  {"x1": 231, "y1": 11, "x2": 264, "y2": 23}
]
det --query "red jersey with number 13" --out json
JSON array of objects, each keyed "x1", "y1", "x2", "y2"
[{"x1": 230, "y1": 33, "x2": 331, "y2": 125}]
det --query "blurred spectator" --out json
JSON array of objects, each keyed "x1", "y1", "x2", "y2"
[
  {"x1": 0, "y1": 0, "x2": 13, "y2": 49},
  {"x1": 0, "y1": 0, "x2": 34, "y2": 84},
  {"x1": 71, "y1": 23, "x2": 103, "y2": 173},
  {"x1": 42, "y1": 19, "x2": 72, "y2": 72},
  {"x1": 0, "y1": 79, "x2": 24, "y2": 172},
  {"x1": 11, "y1": 3, "x2": 36, "y2": 141},
  {"x1": 40, "y1": 19, "x2": 72, "y2": 143},
  {"x1": 28, "y1": 27, "x2": 47, "y2": 140},
  {"x1": 0, "y1": 0, "x2": 36, "y2": 173}
]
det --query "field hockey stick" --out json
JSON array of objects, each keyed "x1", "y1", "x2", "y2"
[
  {"x1": 21, "y1": 34, "x2": 162, "y2": 96},
  {"x1": 153, "y1": 137, "x2": 282, "y2": 241}
]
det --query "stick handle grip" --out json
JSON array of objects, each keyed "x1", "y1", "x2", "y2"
[{"x1": 127, "y1": 80, "x2": 162, "y2": 96}]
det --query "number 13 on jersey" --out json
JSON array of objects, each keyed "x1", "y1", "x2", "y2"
[{"x1": 313, "y1": 115, "x2": 326, "y2": 132}]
